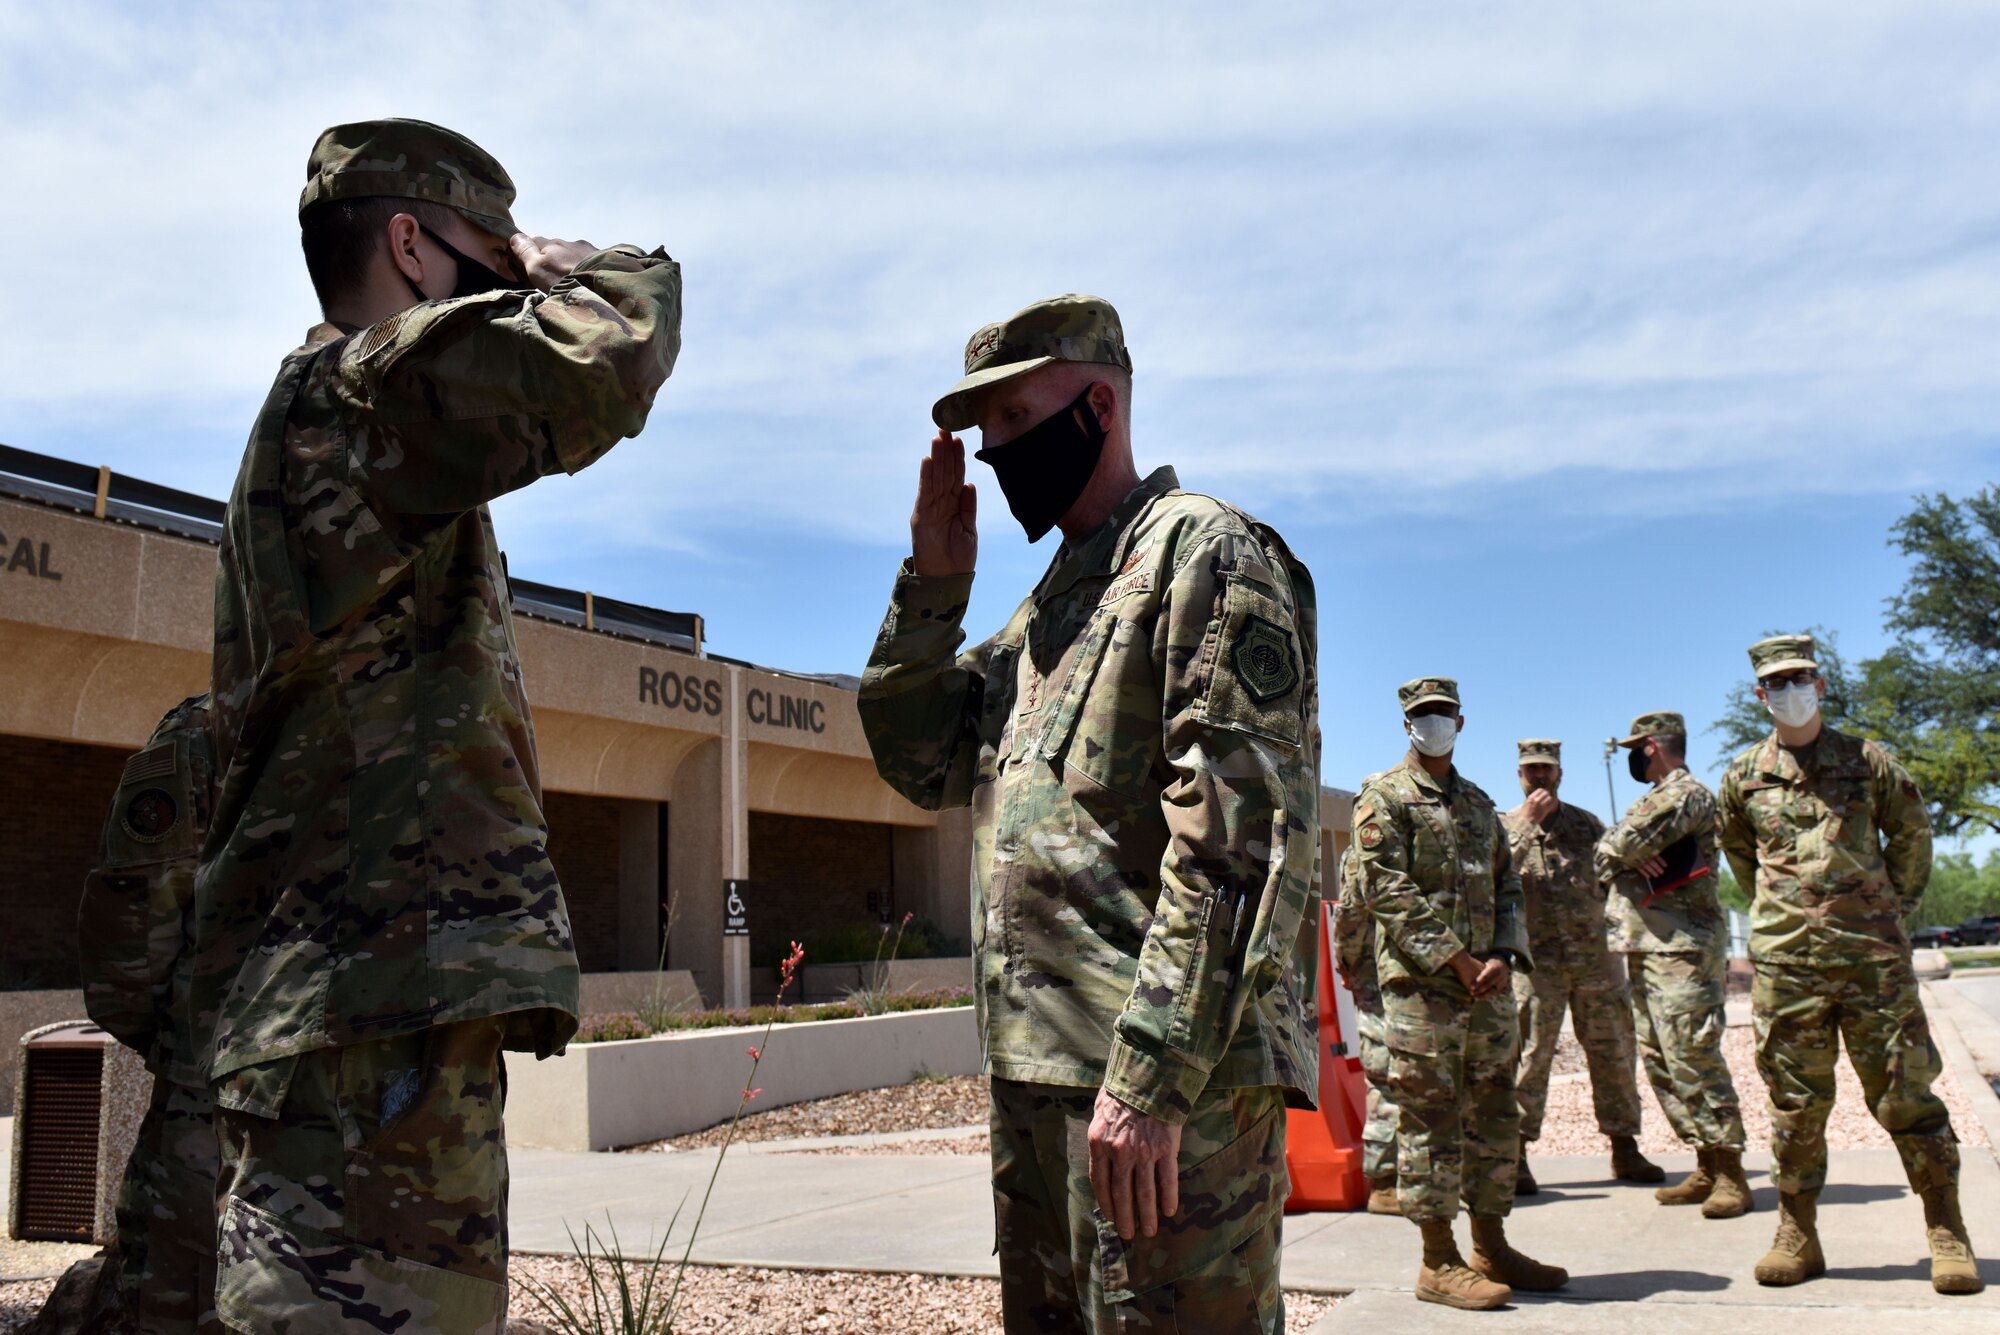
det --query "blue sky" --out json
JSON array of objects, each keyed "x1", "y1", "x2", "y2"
[{"x1": 4, "y1": 1, "x2": 1997, "y2": 839}]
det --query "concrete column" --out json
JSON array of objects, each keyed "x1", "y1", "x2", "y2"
[
  {"x1": 892, "y1": 807, "x2": 975, "y2": 951},
  {"x1": 666, "y1": 668, "x2": 749, "y2": 1007},
  {"x1": 616, "y1": 798, "x2": 662, "y2": 972}
]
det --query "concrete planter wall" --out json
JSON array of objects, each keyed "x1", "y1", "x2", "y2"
[
  {"x1": 797, "y1": 955, "x2": 973, "y2": 1004},
  {"x1": 504, "y1": 1004, "x2": 981, "y2": 1151},
  {"x1": 1, "y1": 972, "x2": 703, "y2": 1107}
]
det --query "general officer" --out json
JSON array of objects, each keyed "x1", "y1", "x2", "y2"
[
  {"x1": 1501, "y1": 739, "x2": 1659, "y2": 1195},
  {"x1": 1333, "y1": 842, "x2": 1402, "y2": 1214},
  {"x1": 1597, "y1": 712, "x2": 1750, "y2": 1218},
  {"x1": 196, "y1": 118, "x2": 681, "y2": 1332},
  {"x1": 1352, "y1": 679, "x2": 1566, "y2": 1311},
  {"x1": 858, "y1": 294, "x2": 1322, "y2": 1334},
  {"x1": 1717, "y1": 635, "x2": 1980, "y2": 1294}
]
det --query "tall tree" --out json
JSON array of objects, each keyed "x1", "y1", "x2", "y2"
[{"x1": 1875, "y1": 487, "x2": 2000, "y2": 837}]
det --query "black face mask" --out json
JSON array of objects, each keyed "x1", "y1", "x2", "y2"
[
  {"x1": 402, "y1": 224, "x2": 517, "y2": 303},
  {"x1": 973, "y1": 386, "x2": 1106, "y2": 542},
  {"x1": 1628, "y1": 747, "x2": 1650, "y2": 782}
]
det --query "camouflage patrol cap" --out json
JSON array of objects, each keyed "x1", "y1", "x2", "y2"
[
  {"x1": 299, "y1": 118, "x2": 518, "y2": 241},
  {"x1": 932, "y1": 294, "x2": 1134, "y2": 431},
  {"x1": 1748, "y1": 634, "x2": 1819, "y2": 680},
  {"x1": 1517, "y1": 739, "x2": 1562, "y2": 766},
  {"x1": 1616, "y1": 711, "x2": 1686, "y2": 747},
  {"x1": 1397, "y1": 677, "x2": 1459, "y2": 713}
]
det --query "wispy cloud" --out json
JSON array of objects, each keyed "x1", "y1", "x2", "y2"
[{"x1": 3, "y1": 0, "x2": 1997, "y2": 545}]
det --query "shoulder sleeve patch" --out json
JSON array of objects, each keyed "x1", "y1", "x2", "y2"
[
  {"x1": 1359, "y1": 822, "x2": 1385, "y2": 849},
  {"x1": 1231, "y1": 614, "x2": 1299, "y2": 703}
]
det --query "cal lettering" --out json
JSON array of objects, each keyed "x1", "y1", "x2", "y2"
[{"x1": 0, "y1": 533, "x2": 62, "y2": 581}]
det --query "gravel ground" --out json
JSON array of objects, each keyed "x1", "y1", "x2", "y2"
[
  {"x1": 511, "y1": 1256, "x2": 1339, "y2": 1334},
  {"x1": 0, "y1": 1266, "x2": 1340, "y2": 1335},
  {"x1": 622, "y1": 1075, "x2": 988, "y2": 1152},
  {"x1": 1533, "y1": 1021, "x2": 1995, "y2": 1156}
]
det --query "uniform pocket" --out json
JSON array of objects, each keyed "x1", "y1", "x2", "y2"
[
  {"x1": 1198, "y1": 575, "x2": 1304, "y2": 749},
  {"x1": 216, "y1": 1196, "x2": 504, "y2": 1335},
  {"x1": 1093, "y1": 1106, "x2": 1284, "y2": 1305}
]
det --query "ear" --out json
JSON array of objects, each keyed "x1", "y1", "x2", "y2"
[
  {"x1": 1813, "y1": 676, "x2": 1827, "y2": 698},
  {"x1": 1754, "y1": 683, "x2": 1770, "y2": 704},
  {"x1": 1453, "y1": 713, "x2": 1465, "y2": 732},
  {"x1": 385, "y1": 212, "x2": 426, "y2": 284},
  {"x1": 1084, "y1": 379, "x2": 1117, "y2": 432}
]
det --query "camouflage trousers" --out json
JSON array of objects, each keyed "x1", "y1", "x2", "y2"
[
  {"x1": 1628, "y1": 948, "x2": 1744, "y2": 1151},
  {"x1": 1753, "y1": 956, "x2": 1959, "y2": 1196},
  {"x1": 1353, "y1": 984, "x2": 1399, "y2": 1181},
  {"x1": 212, "y1": 1018, "x2": 510, "y2": 1335},
  {"x1": 113, "y1": 1077, "x2": 220, "y2": 1334},
  {"x1": 989, "y1": 1078, "x2": 1287, "y2": 1334},
  {"x1": 1512, "y1": 950, "x2": 1642, "y2": 1143},
  {"x1": 1382, "y1": 979, "x2": 1519, "y2": 1222}
]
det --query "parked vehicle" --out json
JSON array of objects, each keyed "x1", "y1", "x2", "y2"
[
  {"x1": 1913, "y1": 925, "x2": 1958, "y2": 949},
  {"x1": 1955, "y1": 915, "x2": 2000, "y2": 946}
]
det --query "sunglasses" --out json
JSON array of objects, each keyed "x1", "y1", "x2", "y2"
[{"x1": 1759, "y1": 670, "x2": 1818, "y2": 691}]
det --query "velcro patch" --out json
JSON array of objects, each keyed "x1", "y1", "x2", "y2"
[
  {"x1": 1230, "y1": 614, "x2": 1299, "y2": 703},
  {"x1": 1359, "y1": 822, "x2": 1385, "y2": 849},
  {"x1": 1102, "y1": 569, "x2": 1154, "y2": 604}
]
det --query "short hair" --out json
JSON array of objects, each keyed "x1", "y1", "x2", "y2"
[
  {"x1": 1655, "y1": 734, "x2": 1688, "y2": 760},
  {"x1": 299, "y1": 196, "x2": 459, "y2": 313}
]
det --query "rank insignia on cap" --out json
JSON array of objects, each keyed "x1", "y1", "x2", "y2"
[{"x1": 1231, "y1": 615, "x2": 1299, "y2": 704}]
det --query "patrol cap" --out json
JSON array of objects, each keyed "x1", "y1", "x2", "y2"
[
  {"x1": 1616, "y1": 711, "x2": 1687, "y2": 747},
  {"x1": 299, "y1": 118, "x2": 518, "y2": 241},
  {"x1": 1517, "y1": 739, "x2": 1562, "y2": 766},
  {"x1": 1748, "y1": 634, "x2": 1819, "y2": 681},
  {"x1": 1397, "y1": 676, "x2": 1459, "y2": 713},
  {"x1": 932, "y1": 294, "x2": 1134, "y2": 431}
]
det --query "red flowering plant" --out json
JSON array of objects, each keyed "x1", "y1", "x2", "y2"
[{"x1": 526, "y1": 940, "x2": 807, "y2": 1335}]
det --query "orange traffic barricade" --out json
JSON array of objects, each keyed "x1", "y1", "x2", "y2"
[{"x1": 1283, "y1": 901, "x2": 1370, "y2": 1211}]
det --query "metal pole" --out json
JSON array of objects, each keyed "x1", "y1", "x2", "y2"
[{"x1": 1602, "y1": 738, "x2": 1619, "y2": 818}]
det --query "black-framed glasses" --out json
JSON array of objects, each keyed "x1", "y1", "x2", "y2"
[{"x1": 1759, "y1": 670, "x2": 1818, "y2": 690}]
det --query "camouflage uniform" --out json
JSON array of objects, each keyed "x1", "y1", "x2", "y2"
[
  {"x1": 860, "y1": 296, "x2": 1321, "y2": 1334},
  {"x1": 1597, "y1": 714, "x2": 1743, "y2": 1153},
  {"x1": 1333, "y1": 844, "x2": 1397, "y2": 1182},
  {"x1": 75, "y1": 695, "x2": 222, "y2": 1333},
  {"x1": 1500, "y1": 742, "x2": 1642, "y2": 1147},
  {"x1": 199, "y1": 120, "x2": 681, "y2": 1333},
  {"x1": 1351, "y1": 688, "x2": 1530, "y2": 1224},
  {"x1": 1716, "y1": 694, "x2": 1955, "y2": 1197}
]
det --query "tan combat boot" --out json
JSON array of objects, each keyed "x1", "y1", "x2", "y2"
[
  {"x1": 1415, "y1": 1218, "x2": 1512, "y2": 1310},
  {"x1": 1368, "y1": 1173, "x2": 1403, "y2": 1216},
  {"x1": 1754, "y1": 1191, "x2": 1825, "y2": 1286},
  {"x1": 1656, "y1": 1148, "x2": 1715, "y2": 1206},
  {"x1": 1921, "y1": 1185, "x2": 1984, "y2": 1295},
  {"x1": 1514, "y1": 1135, "x2": 1539, "y2": 1196},
  {"x1": 1702, "y1": 1148, "x2": 1752, "y2": 1219},
  {"x1": 1610, "y1": 1134, "x2": 1664, "y2": 1184},
  {"x1": 1469, "y1": 1215, "x2": 1570, "y2": 1292}
]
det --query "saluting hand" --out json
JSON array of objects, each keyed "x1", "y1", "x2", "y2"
[
  {"x1": 510, "y1": 234, "x2": 600, "y2": 291},
  {"x1": 911, "y1": 429, "x2": 977, "y2": 577}
]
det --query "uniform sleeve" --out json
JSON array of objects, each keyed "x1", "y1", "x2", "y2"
[
  {"x1": 1360, "y1": 788, "x2": 1466, "y2": 976},
  {"x1": 1597, "y1": 779, "x2": 1714, "y2": 871},
  {"x1": 1492, "y1": 811, "x2": 1530, "y2": 969},
  {"x1": 1871, "y1": 747, "x2": 1934, "y2": 912},
  {"x1": 1102, "y1": 530, "x2": 1320, "y2": 1124},
  {"x1": 1715, "y1": 765, "x2": 1762, "y2": 895},
  {"x1": 1332, "y1": 846, "x2": 1368, "y2": 979},
  {"x1": 335, "y1": 246, "x2": 683, "y2": 515},
  {"x1": 856, "y1": 562, "x2": 988, "y2": 811}
]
